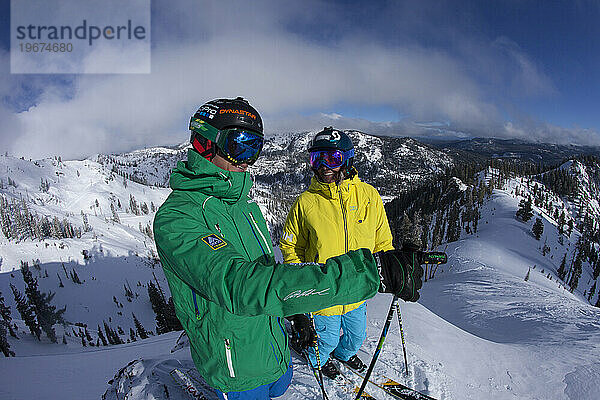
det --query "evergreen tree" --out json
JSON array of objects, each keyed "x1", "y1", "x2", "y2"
[
  {"x1": 97, "y1": 324, "x2": 108, "y2": 346},
  {"x1": 524, "y1": 267, "x2": 531, "y2": 281},
  {"x1": 21, "y1": 263, "x2": 65, "y2": 343},
  {"x1": 532, "y1": 218, "x2": 544, "y2": 240},
  {"x1": 430, "y1": 212, "x2": 443, "y2": 249},
  {"x1": 410, "y1": 212, "x2": 424, "y2": 249},
  {"x1": 516, "y1": 199, "x2": 533, "y2": 222},
  {"x1": 166, "y1": 297, "x2": 183, "y2": 332},
  {"x1": 588, "y1": 281, "x2": 597, "y2": 302},
  {"x1": 446, "y1": 204, "x2": 461, "y2": 243},
  {"x1": 132, "y1": 313, "x2": 148, "y2": 339},
  {"x1": 81, "y1": 211, "x2": 91, "y2": 232},
  {"x1": 110, "y1": 203, "x2": 120, "y2": 223},
  {"x1": 103, "y1": 321, "x2": 122, "y2": 345},
  {"x1": 148, "y1": 281, "x2": 169, "y2": 334},
  {"x1": 129, "y1": 328, "x2": 137, "y2": 342},
  {"x1": 568, "y1": 255, "x2": 583, "y2": 292},
  {"x1": 557, "y1": 253, "x2": 568, "y2": 281},
  {"x1": 0, "y1": 317, "x2": 14, "y2": 357},
  {"x1": 0, "y1": 291, "x2": 17, "y2": 338},
  {"x1": 10, "y1": 284, "x2": 41, "y2": 340}
]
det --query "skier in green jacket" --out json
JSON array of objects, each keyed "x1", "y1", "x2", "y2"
[{"x1": 153, "y1": 97, "x2": 424, "y2": 400}]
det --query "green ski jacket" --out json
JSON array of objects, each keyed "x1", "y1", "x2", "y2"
[{"x1": 153, "y1": 149, "x2": 380, "y2": 392}]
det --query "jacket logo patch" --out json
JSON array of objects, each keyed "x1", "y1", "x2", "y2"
[
  {"x1": 282, "y1": 232, "x2": 294, "y2": 242},
  {"x1": 202, "y1": 234, "x2": 227, "y2": 250}
]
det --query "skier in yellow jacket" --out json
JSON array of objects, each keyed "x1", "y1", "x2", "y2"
[{"x1": 280, "y1": 127, "x2": 394, "y2": 379}]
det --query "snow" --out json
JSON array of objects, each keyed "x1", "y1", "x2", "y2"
[{"x1": 1, "y1": 152, "x2": 600, "y2": 399}]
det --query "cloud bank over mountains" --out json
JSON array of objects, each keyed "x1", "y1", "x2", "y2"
[{"x1": 1, "y1": 0, "x2": 598, "y2": 160}]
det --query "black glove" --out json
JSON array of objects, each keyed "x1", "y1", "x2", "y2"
[
  {"x1": 374, "y1": 248, "x2": 424, "y2": 302},
  {"x1": 286, "y1": 314, "x2": 317, "y2": 351}
]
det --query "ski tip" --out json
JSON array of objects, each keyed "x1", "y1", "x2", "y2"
[{"x1": 383, "y1": 378, "x2": 401, "y2": 386}]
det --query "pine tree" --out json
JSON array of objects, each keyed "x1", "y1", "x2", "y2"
[
  {"x1": 97, "y1": 325, "x2": 108, "y2": 346},
  {"x1": 81, "y1": 211, "x2": 91, "y2": 232},
  {"x1": 446, "y1": 204, "x2": 461, "y2": 243},
  {"x1": 148, "y1": 282, "x2": 169, "y2": 334},
  {"x1": 10, "y1": 284, "x2": 41, "y2": 340},
  {"x1": 588, "y1": 281, "x2": 597, "y2": 302},
  {"x1": 21, "y1": 262, "x2": 65, "y2": 343},
  {"x1": 524, "y1": 268, "x2": 531, "y2": 281},
  {"x1": 568, "y1": 255, "x2": 583, "y2": 292},
  {"x1": 132, "y1": 313, "x2": 148, "y2": 339},
  {"x1": 557, "y1": 253, "x2": 568, "y2": 281},
  {"x1": 0, "y1": 291, "x2": 17, "y2": 338},
  {"x1": 110, "y1": 203, "x2": 120, "y2": 223},
  {"x1": 129, "y1": 328, "x2": 137, "y2": 342},
  {"x1": 532, "y1": 218, "x2": 544, "y2": 240},
  {"x1": 166, "y1": 297, "x2": 183, "y2": 332},
  {"x1": 516, "y1": 199, "x2": 533, "y2": 222},
  {"x1": 0, "y1": 317, "x2": 15, "y2": 357}
]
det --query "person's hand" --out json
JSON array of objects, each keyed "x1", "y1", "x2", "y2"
[
  {"x1": 374, "y1": 249, "x2": 424, "y2": 301},
  {"x1": 287, "y1": 314, "x2": 317, "y2": 350}
]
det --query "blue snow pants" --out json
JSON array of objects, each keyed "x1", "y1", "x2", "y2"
[
  {"x1": 215, "y1": 363, "x2": 293, "y2": 400},
  {"x1": 307, "y1": 302, "x2": 367, "y2": 368}
]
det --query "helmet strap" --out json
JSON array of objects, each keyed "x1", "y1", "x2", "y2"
[{"x1": 192, "y1": 135, "x2": 216, "y2": 161}]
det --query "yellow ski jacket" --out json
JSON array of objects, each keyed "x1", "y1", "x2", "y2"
[{"x1": 280, "y1": 173, "x2": 394, "y2": 316}]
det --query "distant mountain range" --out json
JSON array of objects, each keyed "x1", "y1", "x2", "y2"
[{"x1": 423, "y1": 136, "x2": 600, "y2": 165}]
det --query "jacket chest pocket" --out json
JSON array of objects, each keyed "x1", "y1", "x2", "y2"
[
  {"x1": 352, "y1": 201, "x2": 376, "y2": 249},
  {"x1": 354, "y1": 200, "x2": 370, "y2": 225}
]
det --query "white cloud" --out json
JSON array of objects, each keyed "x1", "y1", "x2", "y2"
[{"x1": 1, "y1": 0, "x2": 598, "y2": 160}]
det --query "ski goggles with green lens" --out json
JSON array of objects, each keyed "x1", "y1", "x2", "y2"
[
  {"x1": 190, "y1": 118, "x2": 264, "y2": 165},
  {"x1": 309, "y1": 149, "x2": 355, "y2": 169}
]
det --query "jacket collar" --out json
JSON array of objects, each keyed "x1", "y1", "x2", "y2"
[
  {"x1": 308, "y1": 171, "x2": 360, "y2": 200},
  {"x1": 169, "y1": 149, "x2": 253, "y2": 204}
]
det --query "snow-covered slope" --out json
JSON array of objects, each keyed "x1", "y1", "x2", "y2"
[
  {"x1": 2, "y1": 179, "x2": 600, "y2": 399},
  {"x1": 1, "y1": 139, "x2": 600, "y2": 400}
]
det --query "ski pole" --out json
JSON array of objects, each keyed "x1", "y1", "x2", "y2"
[
  {"x1": 394, "y1": 302, "x2": 409, "y2": 377},
  {"x1": 309, "y1": 313, "x2": 329, "y2": 400},
  {"x1": 303, "y1": 349, "x2": 329, "y2": 400},
  {"x1": 355, "y1": 295, "x2": 398, "y2": 400}
]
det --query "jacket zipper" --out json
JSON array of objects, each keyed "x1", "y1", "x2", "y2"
[
  {"x1": 224, "y1": 339, "x2": 236, "y2": 378},
  {"x1": 338, "y1": 186, "x2": 348, "y2": 253},
  {"x1": 249, "y1": 212, "x2": 272, "y2": 255},
  {"x1": 192, "y1": 288, "x2": 200, "y2": 320}
]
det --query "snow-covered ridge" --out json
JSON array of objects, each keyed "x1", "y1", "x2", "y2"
[{"x1": 1, "y1": 136, "x2": 600, "y2": 400}]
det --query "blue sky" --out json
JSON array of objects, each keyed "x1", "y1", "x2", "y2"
[{"x1": 1, "y1": 0, "x2": 599, "y2": 159}]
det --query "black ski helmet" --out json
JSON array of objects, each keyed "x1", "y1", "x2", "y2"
[
  {"x1": 189, "y1": 97, "x2": 263, "y2": 162},
  {"x1": 308, "y1": 127, "x2": 355, "y2": 169},
  {"x1": 190, "y1": 97, "x2": 263, "y2": 139}
]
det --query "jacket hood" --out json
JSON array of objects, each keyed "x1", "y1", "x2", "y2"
[{"x1": 169, "y1": 149, "x2": 253, "y2": 203}]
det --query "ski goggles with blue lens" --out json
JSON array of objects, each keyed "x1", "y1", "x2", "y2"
[
  {"x1": 221, "y1": 128, "x2": 264, "y2": 165},
  {"x1": 190, "y1": 119, "x2": 264, "y2": 165},
  {"x1": 309, "y1": 149, "x2": 355, "y2": 169}
]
